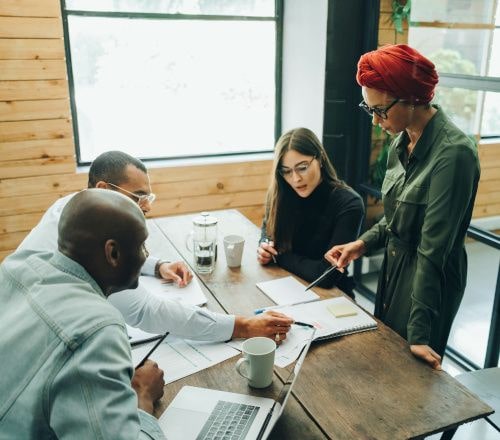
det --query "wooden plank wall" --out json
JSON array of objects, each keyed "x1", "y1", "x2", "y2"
[{"x1": 0, "y1": 0, "x2": 271, "y2": 261}]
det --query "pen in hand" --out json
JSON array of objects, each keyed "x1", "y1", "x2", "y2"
[
  {"x1": 136, "y1": 331, "x2": 169, "y2": 369},
  {"x1": 264, "y1": 238, "x2": 277, "y2": 264}
]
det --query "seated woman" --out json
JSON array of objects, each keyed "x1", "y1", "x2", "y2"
[{"x1": 257, "y1": 127, "x2": 364, "y2": 298}]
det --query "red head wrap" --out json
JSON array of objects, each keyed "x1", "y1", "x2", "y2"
[{"x1": 356, "y1": 44, "x2": 439, "y2": 104}]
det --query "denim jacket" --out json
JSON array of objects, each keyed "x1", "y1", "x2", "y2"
[{"x1": 0, "y1": 250, "x2": 165, "y2": 439}]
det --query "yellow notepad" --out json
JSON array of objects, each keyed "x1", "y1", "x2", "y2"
[{"x1": 327, "y1": 301, "x2": 358, "y2": 318}]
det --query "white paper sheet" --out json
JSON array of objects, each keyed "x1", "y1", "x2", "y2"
[
  {"x1": 256, "y1": 276, "x2": 319, "y2": 307},
  {"x1": 139, "y1": 274, "x2": 207, "y2": 306},
  {"x1": 131, "y1": 335, "x2": 240, "y2": 384}
]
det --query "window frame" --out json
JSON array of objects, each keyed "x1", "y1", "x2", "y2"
[
  {"x1": 409, "y1": 7, "x2": 500, "y2": 139},
  {"x1": 60, "y1": 0, "x2": 283, "y2": 165}
]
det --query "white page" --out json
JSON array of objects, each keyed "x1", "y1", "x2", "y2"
[
  {"x1": 131, "y1": 335, "x2": 240, "y2": 384},
  {"x1": 139, "y1": 274, "x2": 207, "y2": 306},
  {"x1": 256, "y1": 276, "x2": 319, "y2": 306}
]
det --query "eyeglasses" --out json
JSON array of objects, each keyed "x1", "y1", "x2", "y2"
[
  {"x1": 142, "y1": 243, "x2": 150, "y2": 259},
  {"x1": 278, "y1": 156, "x2": 316, "y2": 179},
  {"x1": 359, "y1": 98, "x2": 400, "y2": 120},
  {"x1": 106, "y1": 182, "x2": 156, "y2": 206}
]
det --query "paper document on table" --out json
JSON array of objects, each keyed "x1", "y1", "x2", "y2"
[
  {"x1": 256, "y1": 276, "x2": 319, "y2": 306},
  {"x1": 131, "y1": 335, "x2": 240, "y2": 384},
  {"x1": 139, "y1": 274, "x2": 207, "y2": 306}
]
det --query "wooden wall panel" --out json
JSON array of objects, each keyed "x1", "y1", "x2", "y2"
[
  {"x1": 0, "y1": 138, "x2": 75, "y2": 162},
  {"x1": 0, "y1": 171, "x2": 86, "y2": 197},
  {"x1": 0, "y1": 156, "x2": 75, "y2": 179},
  {"x1": 0, "y1": 118, "x2": 72, "y2": 143},
  {"x1": 0, "y1": 99, "x2": 70, "y2": 122},
  {"x1": 0, "y1": 39, "x2": 65, "y2": 60},
  {"x1": 0, "y1": 0, "x2": 61, "y2": 17},
  {"x1": 0, "y1": 80, "x2": 68, "y2": 101},
  {"x1": 0, "y1": 17, "x2": 63, "y2": 39},
  {"x1": 0, "y1": 60, "x2": 67, "y2": 80}
]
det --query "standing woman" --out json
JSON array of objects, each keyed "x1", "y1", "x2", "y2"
[
  {"x1": 257, "y1": 127, "x2": 364, "y2": 298},
  {"x1": 325, "y1": 45, "x2": 480, "y2": 369}
]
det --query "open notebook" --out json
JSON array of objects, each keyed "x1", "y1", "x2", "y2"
[{"x1": 275, "y1": 296, "x2": 377, "y2": 341}]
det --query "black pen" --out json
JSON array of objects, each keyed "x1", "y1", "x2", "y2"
[
  {"x1": 304, "y1": 265, "x2": 337, "y2": 291},
  {"x1": 136, "y1": 331, "x2": 169, "y2": 369},
  {"x1": 294, "y1": 321, "x2": 315, "y2": 329}
]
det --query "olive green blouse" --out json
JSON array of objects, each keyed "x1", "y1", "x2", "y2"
[{"x1": 360, "y1": 106, "x2": 480, "y2": 354}]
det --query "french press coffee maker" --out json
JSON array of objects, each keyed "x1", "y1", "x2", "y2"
[{"x1": 187, "y1": 212, "x2": 218, "y2": 274}]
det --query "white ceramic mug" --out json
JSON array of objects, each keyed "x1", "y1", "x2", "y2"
[
  {"x1": 235, "y1": 337, "x2": 276, "y2": 388},
  {"x1": 223, "y1": 235, "x2": 245, "y2": 268}
]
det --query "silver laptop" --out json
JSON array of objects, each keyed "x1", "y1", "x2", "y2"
[{"x1": 159, "y1": 329, "x2": 315, "y2": 440}]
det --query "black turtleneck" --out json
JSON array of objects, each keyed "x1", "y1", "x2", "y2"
[{"x1": 261, "y1": 180, "x2": 364, "y2": 296}]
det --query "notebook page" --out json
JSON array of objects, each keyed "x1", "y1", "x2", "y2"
[{"x1": 256, "y1": 276, "x2": 319, "y2": 306}]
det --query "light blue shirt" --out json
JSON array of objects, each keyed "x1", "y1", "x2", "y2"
[
  {"x1": 0, "y1": 250, "x2": 165, "y2": 439},
  {"x1": 16, "y1": 193, "x2": 235, "y2": 341}
]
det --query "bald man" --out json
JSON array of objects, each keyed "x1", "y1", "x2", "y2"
[
  {"x1": 16, "y1": 151, "x2": 293, "y2": 343},
  {"x1": 0, "y1": 190, "x2": 165, "y2": 439}
]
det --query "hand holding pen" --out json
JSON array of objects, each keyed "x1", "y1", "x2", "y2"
[{"x1": 257, "y1": 238, "x2": 278, "y2": 265}]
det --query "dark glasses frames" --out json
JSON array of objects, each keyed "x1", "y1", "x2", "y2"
[{"x1": 359, "y1": 98, "x2": 400, "y2": 120}]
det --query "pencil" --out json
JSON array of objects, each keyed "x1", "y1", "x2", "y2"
[{"x1": 136, "y1": 331, "x2": 169, "y2": 369}]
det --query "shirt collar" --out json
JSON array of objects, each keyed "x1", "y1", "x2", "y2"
[
  {"x1": 50, "y1": 250, "x2": 105, "y2": 297},
  {"x1": 395, "y1": 104, "x2": 446, "y2": 161}
]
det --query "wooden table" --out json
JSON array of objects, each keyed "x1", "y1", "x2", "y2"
[{"x1": 148, "y1": 210, "x2": 493, "y2": 439}]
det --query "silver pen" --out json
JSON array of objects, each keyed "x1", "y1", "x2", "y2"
[
  {"x1": 304, "y1": 265, "x2": 337, "y2": 291},
  {"x1": 263, "y1": 238, "x2": 277, "y2": 264}
]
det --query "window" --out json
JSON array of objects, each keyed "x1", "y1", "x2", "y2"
[
  {"x1": 408, "y1": 0, "x2": 500, "y2": 138},
  {"x1": 62, "y1": 0, "x2": 281, "y2": 164}
]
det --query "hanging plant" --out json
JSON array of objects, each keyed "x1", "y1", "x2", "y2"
[{"x1": 391, "y1": 0, "x2": 411, "y2": 34}]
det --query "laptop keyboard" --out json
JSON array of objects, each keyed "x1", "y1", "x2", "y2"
[{"x1": 196, "y1": 400, "x2": 260, "y2": 440}]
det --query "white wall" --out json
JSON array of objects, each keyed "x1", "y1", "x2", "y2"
[{"x1": 281, "y1": 0, "x2": 328, "y2": 139}]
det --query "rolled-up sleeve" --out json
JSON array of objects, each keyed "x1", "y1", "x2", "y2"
[{"x1": 109, "y1": 285, "x2": 235, "y2": 341}]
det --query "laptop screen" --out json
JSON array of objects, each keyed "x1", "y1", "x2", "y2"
[
  {"x1": 256, "y1": 327, "x2": 315, "y2": 439},
  {"x1": 275, "y1": 327, "x2": 316, "y2": 411}
]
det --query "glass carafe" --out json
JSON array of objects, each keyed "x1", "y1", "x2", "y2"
[{"x1": 188, "y1": 212, "x2": 218, "y2": 274}]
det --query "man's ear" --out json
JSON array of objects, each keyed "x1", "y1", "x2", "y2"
[
  {"x1": 104, "y1": 239, "x2": 120, "y2": 267},
  {"x1": 95, "y1": 181, "x2": 108, "y2": 189}
]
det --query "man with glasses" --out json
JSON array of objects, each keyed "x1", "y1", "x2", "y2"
[{"x1": 16, "y1": 151, "x2": 293, "y2": 343}]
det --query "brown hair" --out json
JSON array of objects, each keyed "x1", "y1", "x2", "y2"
[{"x1": 265, "y1": 127, "x2": 347, "y2": 252}]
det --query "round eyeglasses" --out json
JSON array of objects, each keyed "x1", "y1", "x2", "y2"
[
  {"x1": 359, "y1": 98, "x2": 400, "y2": 120},
  {"x1": 106, "y1": 182, "x2": 156, "y2": 206},
  {"x1": 278, "y1": 156, "x2": 316, "y2": 179}
]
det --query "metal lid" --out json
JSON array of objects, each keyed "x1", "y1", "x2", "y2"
[{"x1": 193, "y1": 211, "x2": 217, "y2": 226}]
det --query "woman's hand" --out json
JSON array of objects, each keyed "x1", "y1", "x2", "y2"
[
  {"x1": 410, "y1": 345, "x2": 442, "y2": 370},
  {"x1": 257, "y1": 240, "x2": 278, "y2": 265},
  {"x1": 324, "y1": 239, "x2": 366, "y2": 268}
]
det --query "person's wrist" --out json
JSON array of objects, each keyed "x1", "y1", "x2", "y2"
[
  {"x1": 233, "y1": 316, "x2": 251, "y2": 339},
  {"x1": 154, "y1": 259, "x2": 169, "y2": 278}
]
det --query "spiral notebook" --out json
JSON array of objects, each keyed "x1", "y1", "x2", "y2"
[{"x1": 276, "y1": 296, "x2": 377, "y2": 341}]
